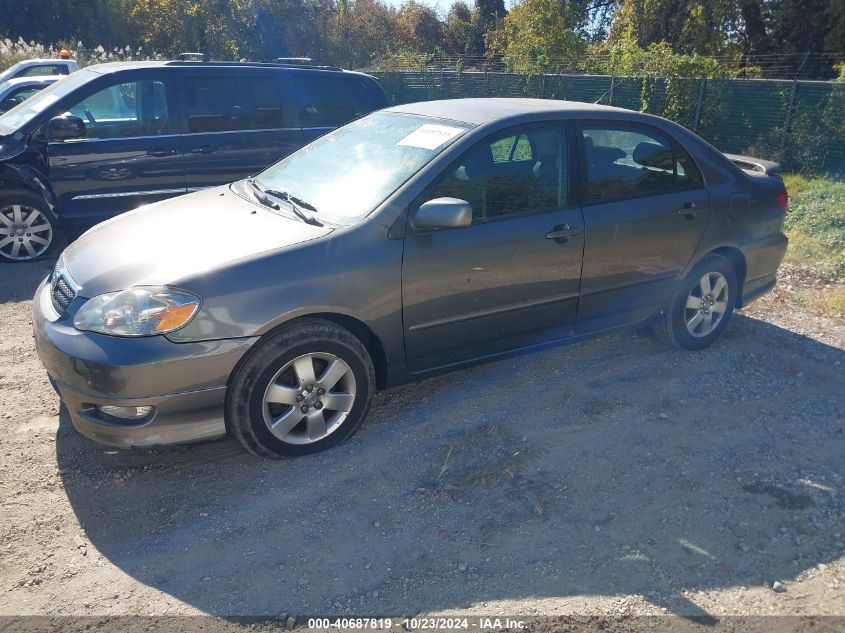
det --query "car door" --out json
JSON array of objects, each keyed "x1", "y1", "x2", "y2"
[
  {"x1": 574, "y1": 122, "x2": 711, "y2": 334},
  {"x1": 48, "y1": 70, "x2": 185, "y2": 236},
  {"x1": 402, "y1": 123, "x2": 585, "y2": 372},
  {"x1": 180, "y1": 70, "x2": 300, "y2": 190}
]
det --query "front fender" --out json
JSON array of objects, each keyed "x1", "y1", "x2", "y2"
[
  {"x1": 1, "y1": 154, "x2": 56, "y2": 207},
  {"x1": 165, "y1": 221, "x2": 406, "y2": 378}
]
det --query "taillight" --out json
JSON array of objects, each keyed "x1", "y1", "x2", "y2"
[{"x1": 778, "y1": 190, "x2": 789, "y2": 214}]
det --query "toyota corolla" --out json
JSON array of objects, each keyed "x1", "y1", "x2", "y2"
[{"x1": 33, "y1": 98, "x2": 788, "y2": 458}]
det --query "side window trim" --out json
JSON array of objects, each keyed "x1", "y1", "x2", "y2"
[{"x1": 576, "y1": 120, "x2": 702, "y2": 207}]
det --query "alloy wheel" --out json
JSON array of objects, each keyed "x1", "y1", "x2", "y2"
[
  {"x1": 685, "y1": 271, "x2": 729, "y2": 337},
  {"x1": 0, "y1": 205, "x2": 53, "y2": 261},
  {"x1": 262, "y1": 352, "x2": 357, "y2": 445}
]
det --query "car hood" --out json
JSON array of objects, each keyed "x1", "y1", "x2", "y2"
[{"x1": 63, "y1": 186, "x2": 332, "y2": 297}]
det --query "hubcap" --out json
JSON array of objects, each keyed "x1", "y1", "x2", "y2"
[
  {"x1": 0, "y1": 204, "x2": 52, "y2": 261},
  {"x1": 685, "y1": 271, "x2": 729, "y2": 338},
  {"x1": 262, "y1": 352, "x2": 356, "y2": 445}
]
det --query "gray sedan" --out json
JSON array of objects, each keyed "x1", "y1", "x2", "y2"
[{"x1": 33, "y1": 98, "x2": 788, "y2": 458}]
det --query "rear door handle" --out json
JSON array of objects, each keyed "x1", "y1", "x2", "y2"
[
  {"x1": 545, "y1": 224, "x2": 580, "y2": 243},
  {"x1": 677, "y1": 202, "x2": 701, "y2": 218},
  {"x1": 189, "y1": 145, "x2": 218, "y2": 154},
  {"x1": 147, "y1": 148, "x2": 177, "y2": 157}
]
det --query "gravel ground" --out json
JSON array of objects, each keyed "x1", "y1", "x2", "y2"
[{"x1": 1, "y1": 259, "x2": 844, "y2": 623}]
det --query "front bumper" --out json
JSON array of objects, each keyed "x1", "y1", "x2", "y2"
[{"x1": 32, "y1": 278, "x2": 258, "y2": 448}]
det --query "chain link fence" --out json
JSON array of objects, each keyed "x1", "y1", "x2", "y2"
[{"x1": 370, "y1": 70, "x2": 845, "y2": 177}]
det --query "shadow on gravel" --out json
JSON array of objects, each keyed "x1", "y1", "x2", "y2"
[{"x1": 53, "y1": 306, "x2": 845, "y2": 618}]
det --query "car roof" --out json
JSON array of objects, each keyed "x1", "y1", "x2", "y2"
[
  {"x1": 3, "y1": 76, "x2": 60, "y2": 86},
  {"x1": 82, "y1": 60, "x2": 376, "y2": 81},
  {"x1": 12, "y1": 59, "x2": 75, "y2": 65},
  {"x1": 386, "y1": 98, "x2": 637, "y2": 125}
]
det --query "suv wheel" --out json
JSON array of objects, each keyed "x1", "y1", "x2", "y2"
[
  {"x1": 653, "y1": 253, "x2": 738, "y2": 351},
  {"x1": 0, "y1": 189, "x2": 62, "y2": 262},
  {"x1": 226, "y1": 319, "x2": 376, "y2": 458}
]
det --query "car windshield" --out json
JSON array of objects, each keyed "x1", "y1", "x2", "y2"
[
  {"x1": 252, "y1": 112, "x2": 472, "y2": 224},
  {"x1": 0, "y1": 69, "x2": 96, "y2": 134}
]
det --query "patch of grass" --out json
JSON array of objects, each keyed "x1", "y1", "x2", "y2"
[
  {"x1": 782, "y1": 174, "x2": 845, "y2": 280},
  {"x1": 791, "y1": 286, "x2": 845, "y2": 319}
]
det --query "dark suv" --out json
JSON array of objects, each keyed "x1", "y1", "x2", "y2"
[{"x1": 0, "y1": 58, "x2": 388, "y2": 261}]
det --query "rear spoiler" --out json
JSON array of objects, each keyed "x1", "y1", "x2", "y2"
[{"x1": 723, "y1": 153, "x2": 783, "y2": 177}]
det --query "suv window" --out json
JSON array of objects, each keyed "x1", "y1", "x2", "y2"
[
  {"x1": 18, "y1": 64, "x2": 67, "y2": 78},
  {"x1": 185, "y1": 75, "x2": 284, "y2": 133},
  {"x1": 582, "y1": 126, "x2": 700, "y2": 204},
  {"x1": 65, "y1": 80, "x2": 169, "y2": 139},
  {"x1": 426, "y1": 126, "x2": 569, "y2": 221},
  {"x1": 293, "y1": 75, "x2": 375, "y2": 128}
]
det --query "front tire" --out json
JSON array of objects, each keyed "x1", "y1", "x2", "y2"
[
  {"x1": 226, "y1": 319, "x2": 376, "y2": 458},
  {"x1": 0, "y1": 189, "x2": 62, "y2": 263},
  {"x1": 653, "y1": 254, "x2": 738, "y2": 351}
]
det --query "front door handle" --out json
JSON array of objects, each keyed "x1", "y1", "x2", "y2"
[
  {"x1": 677, "y1": 202, "x2": 701, "y2": 218},
  {"x1": 147, "y1": 148, "x2": 177, "y2": 157},
  {"x1": 546, "y1": 224, "x2": 578, "y2": 243},
  {"x1": 189, "y1": 145, "x2": 218, "y2": 154}
]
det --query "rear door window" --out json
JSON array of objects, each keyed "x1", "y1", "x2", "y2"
[
  {"x1": 581, "y1": 125, "x2": 702, "y2": 204},
  {"x1": 184, "y1": 75, "x2": 284, "y2": 133},
  {"x1": 292, "y1": 75, "x2": 376, "y2": 128}
]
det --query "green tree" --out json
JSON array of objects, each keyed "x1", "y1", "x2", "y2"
[
  {"x1": 396, "y1": 1, "x2": 446, "y2": 53},
  {"x1": 609, "y1": 0, "x2": 735, "y2": 54},
  {"x1": 493, "y1": 0, "x2": 586, "y2": 73},
  {"x1": 445, "y1": 1, "x2": 476, "y2": 54}
]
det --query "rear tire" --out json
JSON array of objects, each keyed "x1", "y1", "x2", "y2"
[
  {"x1": 0, "y1": 189, "x2": 63, "y2": 263},
  {"x1": 653, "y1": 254, "x2": 737, "y2": 351},
  {"x1": 226, "y1": 319, "x2": 376, "y2": 458}
]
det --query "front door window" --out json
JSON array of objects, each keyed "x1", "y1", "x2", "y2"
[{"x1": 65, "y1": 80, "x2": 170, "y2": 139}]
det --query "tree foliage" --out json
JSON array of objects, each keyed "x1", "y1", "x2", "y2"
[{"x1": 0, "y1": 0, "x2": 842, "y2": 76}]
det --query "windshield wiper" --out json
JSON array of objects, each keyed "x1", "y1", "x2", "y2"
[
  {"x1": 246, "y1": 178, "x2": 323, "y2": 226},
  {"x1": 246, "y1": 178, "x2": 279, "y2": 209}
]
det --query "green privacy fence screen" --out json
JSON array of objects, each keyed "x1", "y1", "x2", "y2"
[{"x1": 370, "y1": 71, "x2": 845, "y2": 177}]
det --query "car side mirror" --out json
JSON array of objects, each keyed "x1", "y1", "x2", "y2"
[
  {"x1": 412, "y1": 197, "x2": 472, "y2": 230},
  {"x1": 48, "y1": 114, "x2": 86, "y2": 140}
]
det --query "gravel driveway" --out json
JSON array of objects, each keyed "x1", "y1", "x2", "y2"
[{"x1": 1, "y1": 259, "x2": 844, "y2": 624}]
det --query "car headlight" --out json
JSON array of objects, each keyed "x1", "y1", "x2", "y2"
[{"x1": 73, "y1": 286, "x2": 201, "y2": 337}]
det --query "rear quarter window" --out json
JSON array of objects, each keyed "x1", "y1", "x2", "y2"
[{"x1": 291, "y1": 74, "x2": 379, "y2": 128}]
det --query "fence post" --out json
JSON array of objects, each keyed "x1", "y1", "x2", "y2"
[
  {"x1": 608, "y1": 75, "x2": 615, "y2": 105},
  {"x1": 781, "y1": 80, "x2": 799, "y2": 161},
  {"x1": 781, "y1": 52, "x2": 810, "y2": 162},
  {"x1": 693, "y1": 77, "x2": 706, "y2": 132}
]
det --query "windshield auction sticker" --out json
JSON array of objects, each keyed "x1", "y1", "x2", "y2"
[{"x1": 398, "y1": 124, "x2": 464, "y2": 150}]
